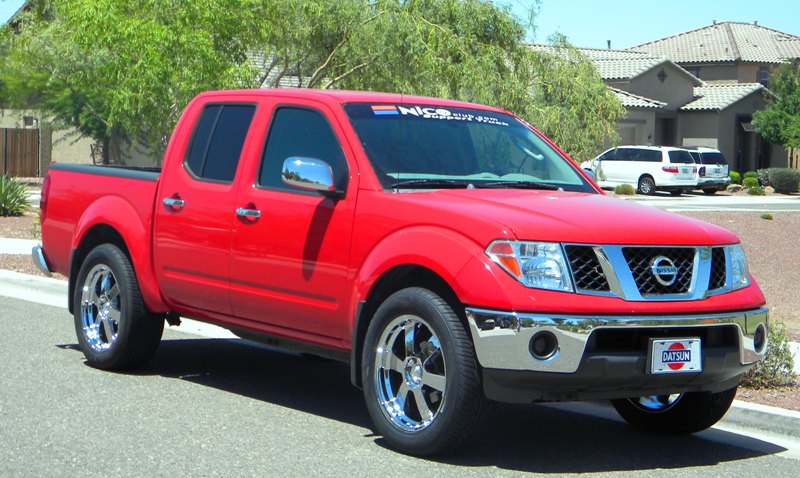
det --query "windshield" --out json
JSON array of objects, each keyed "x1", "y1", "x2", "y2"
[{"x1": 343, "y1": 103, "x2": 594, "y2": 192}]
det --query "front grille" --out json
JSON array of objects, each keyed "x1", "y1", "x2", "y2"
[
  {"x1": 622, "y1": 247, "x2": 695, "y2": 296},
  {"x1": 709, "y1": 247, "x2": 726, "y2": 290},
  {"x1": 564, "y1": 245, "x2": 611, "y2": 292}
]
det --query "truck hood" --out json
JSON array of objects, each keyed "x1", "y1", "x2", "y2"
[{"x1": 402, "y1": 189, "x2": 739, "y2": 245}]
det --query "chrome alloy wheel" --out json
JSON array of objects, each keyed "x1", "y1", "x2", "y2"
[
  {"x1": 374, "y1": 315, "x2": 447, "y2": 432},
  {"x1": 80, "y1": 264, "x2": 121, "y2": 352},
  {"x1": 631, "y1": 394, "x2": 683, "y2": 412}
]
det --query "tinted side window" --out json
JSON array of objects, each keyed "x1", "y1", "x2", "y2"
[
  {"x1": 616, "y1": 149, "x2": 634, "y2": 161},
  {"x1": 185, "y1": 104, "x2": 256, "y2": 182},
  {"x1": 668, "y1": 150, "x2": 694, "y2": 164},
  {"x1": 598, "y1": 150, "x2": 616, "y2": 161},
  {"x1": 642, "y1": 150, "x2": 662, "y2": 162},
  {"x1": 259, "y1": 107, "x2": 347, "y2": 192}
]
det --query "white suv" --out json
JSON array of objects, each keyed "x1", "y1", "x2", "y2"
[
  {"x1": 683, "y1": 147, "x2": 731, "y2": 195},
  {"x1": 588, "y1": 146, "x2": 698, "y2": 195}
]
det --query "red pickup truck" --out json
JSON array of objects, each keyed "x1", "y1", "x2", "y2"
[{"x1": 35, "y1": 89, "x2": 768, "y2": 456}]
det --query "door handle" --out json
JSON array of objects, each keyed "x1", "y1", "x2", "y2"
[
  {"x1": 235, "y1": 207, "x2": 261, "y2": 219},
  {"x1": 162, "y1": 196, "x2": 185, "y2": 211}
]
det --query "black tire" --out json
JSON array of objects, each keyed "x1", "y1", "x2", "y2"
[
  {"x1": 611, "y1": 386, "x2": 737, "y2": 434},
  {"x1": 638, "y1": 176, "x2": 656, "y2": 195},
  {"x1": 73, "y1": 244, "x2": 163, "y2": 370},
  {"x1": 361, "y1": 287, "x2": 487, "y2": 456},
  {"x1": 669, "y1": 190, "x2": 682, "y2": 196},
  {"x1": 703, "y1": 188, "x2": 717, "y2": 195}
]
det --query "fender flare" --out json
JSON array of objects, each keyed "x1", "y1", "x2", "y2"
[
  {"x1": 70, "y1": 196, "x2": 168, "y2": 314},
  {"x1": 347, "y1": 225, "x2": 515, "y2": 386}
]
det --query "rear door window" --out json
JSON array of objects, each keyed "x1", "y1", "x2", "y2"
[{"x1": 185, "y1": 104, "x2": 256, "y2": 183}]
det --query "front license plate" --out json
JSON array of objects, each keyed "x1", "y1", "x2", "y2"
[{"x1": 649, "y1": 338, "x2": 702, "y2": 374}]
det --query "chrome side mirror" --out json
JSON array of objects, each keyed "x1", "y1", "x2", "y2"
[{"x1": 282, "y1": 157, "x2": 343, "y2": 199}]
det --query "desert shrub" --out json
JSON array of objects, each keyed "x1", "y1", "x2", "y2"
[
  {"x1": 764, "y1": 168, "x2": 800, "y2": 194},
  {"x1": 743, "y1": 171, "x2": 758, "y2": 180},
  {"x1": 741, "y1": 321, "x2": 797, "y2": 388},
  {"x1": 614, "y1": 184, "x2": 635, "y2": 195},
  {"x1": 747, "y1": 186, "x2": 765, "y2": 195},
  {"x1": 742, "y1": 177, "x2": 759, "y2": 189},
  {"x1": 756, "y1": 168, "x2": 771, "y2": 187},
  {"x1": 729, "y1": 171, "x2": 741, "y2": 184},
  {"x1": 0, "y1": 175, "x2": 30, "y2": 216}
]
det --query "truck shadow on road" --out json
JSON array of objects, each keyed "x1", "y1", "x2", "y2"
[{"x1": 61, "y1": 336, "x2": 788, "y2": 473}]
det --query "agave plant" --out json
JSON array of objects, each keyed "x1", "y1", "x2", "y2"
[{"x1": 0, "y1": 174, "x2": 30, "y2": 216}]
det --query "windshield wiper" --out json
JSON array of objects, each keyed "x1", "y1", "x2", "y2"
[
  {"x1": 476, "y1": 180, "x2": 562, "y2": 191},
  {"x1": 390, "y1": 179, "x2": 470, "y2": 189}
]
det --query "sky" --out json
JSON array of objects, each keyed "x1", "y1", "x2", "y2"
[{"x1": 1, "y1": 0, "x2": 799, "y2": 50}]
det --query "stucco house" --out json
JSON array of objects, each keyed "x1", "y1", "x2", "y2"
[
  {"x1": 575, "y1": 45, "x2": 778, "y2": 172},
  {"x1": 627, "y1": 21, "x2": 800, "y2": 171}
]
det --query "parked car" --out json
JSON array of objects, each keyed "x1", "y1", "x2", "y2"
[
  {"x1": 683, "y1": 146, "x2": 731, "y2": 194},
  {"x1": 35, "y1": 90, "x2": 767, "y2": 456},
  {"x1": 588, "y1": 146, "x2": 698, "y2": 195}
]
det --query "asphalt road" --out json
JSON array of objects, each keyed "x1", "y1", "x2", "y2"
[{"x1": 1, "y1": 296, "x2": 799, "y2": 477}]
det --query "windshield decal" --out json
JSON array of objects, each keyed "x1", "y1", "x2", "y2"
[
  {"x1": 370, "y1": 104, "x2": 509, "y2": 126},
  {"x1": 371, "y1": 105, "x2": 400, "y2": 116}
]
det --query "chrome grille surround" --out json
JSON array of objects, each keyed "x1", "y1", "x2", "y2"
[{"x1": 564, "y1": 244, "x2": 733, "y2": 301}]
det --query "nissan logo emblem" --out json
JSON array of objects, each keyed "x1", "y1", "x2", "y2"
[{"x1": 650, "y1": 256, "x2": 678, "y2": 286}]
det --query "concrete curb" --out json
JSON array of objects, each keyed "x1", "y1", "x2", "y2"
[{"x1": 725, "y1": 400, "x2": 800, "y2": 441}]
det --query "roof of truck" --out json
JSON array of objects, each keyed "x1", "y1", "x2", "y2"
[{"x1": 196, "y1": 89, "x2": 506, "y2": 112}]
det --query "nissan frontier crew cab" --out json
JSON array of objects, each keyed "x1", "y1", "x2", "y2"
[{"x1": 34, "y1": 89, "x2": 768, "y2": 456}]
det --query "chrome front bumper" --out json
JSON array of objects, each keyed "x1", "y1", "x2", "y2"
[
  {"x1": 31, "y1": 245, "x2": 52, "y2": 277},
  {"x1": 465, "y1": 307, "x2": 768, "y2": 373}
]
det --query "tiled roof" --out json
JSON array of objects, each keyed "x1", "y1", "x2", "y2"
[
  {"x1": 631, "y1": 21, "x2": 800, "y2": 64},
  {"x1": 610, "y1": 88, "x2": 666, "y2": 109},
  {"x1": 592, "y1": 57, "x2": 667, "y2": 81},
  {"x1": 681, "y1": 83, "x2": 764, "y2": 111}
]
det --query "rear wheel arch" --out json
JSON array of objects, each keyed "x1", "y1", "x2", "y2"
[{"x1": 69, "y1": 225, "x2": 131, "y2": 314}]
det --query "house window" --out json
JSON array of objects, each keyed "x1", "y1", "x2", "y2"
[{"x1": 758, "y1": 67, "x2": 770, "y2": 88}]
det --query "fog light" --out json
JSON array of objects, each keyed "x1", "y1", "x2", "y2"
[
  {"x1": 529, "y1": 331, "x2": 559, "y2": 360},
  {"x1": 753, "y1": 324, "x2": 767, "y2": 354}
]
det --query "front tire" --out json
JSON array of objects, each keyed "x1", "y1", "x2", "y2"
[
  {"x1": 74, "y1": 244, "x2": 163, "y2": 370},
  {"x1": 362, "y1": 287, "x2": 487, "y2": 456},
  {"x1": 703, "y1": 188, "x2": 718, "y2": 195},
  {"x1": 611, "y1": 386, "x2": 737, "y2": 434}
]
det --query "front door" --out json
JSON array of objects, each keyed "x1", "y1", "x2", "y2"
[{"x1": 230, "y1": 101, "x2": 357, "y2": 340}]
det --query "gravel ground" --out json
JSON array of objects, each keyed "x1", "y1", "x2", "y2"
[{"x1": 1, "y1": 208, "x2": 797, "y2": 410}]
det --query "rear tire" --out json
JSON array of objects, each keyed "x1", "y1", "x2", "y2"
[
  {"x1": 73, "y1": 244, "x2": 163, "y2": 370},
  {"x1": 703, "y1": 188, "x2": 717, "y2": 195},
  {"x1": 611, "y1": 386, "x2": 737, "y2": 434},
  {"x1": 637, "y1": 176, "x2": 656, "y2": 195},
  {"x1": 362, "y1": 287, "x2": 487, "y2": 456}
]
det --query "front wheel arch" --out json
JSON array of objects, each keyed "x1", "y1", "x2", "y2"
[{"x1": 351, "y1": 265, "x2": 464, "y2": 389}]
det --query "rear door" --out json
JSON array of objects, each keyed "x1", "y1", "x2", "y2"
[
  {"x1": 229, "y1": 99, "x2": 357, "y2": 340},
  {"x1": 153, "y1": 100, "x2": 259, "y2": 315}
]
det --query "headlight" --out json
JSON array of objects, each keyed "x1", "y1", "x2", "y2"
[
  {"x1": 486, "y1": 240, "x2": 573, "y2": 292},
  {"x1": 728, "y1": 244, "x2": 750, "y2": 290}
]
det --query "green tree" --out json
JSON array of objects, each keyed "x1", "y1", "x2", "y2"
[
  {"x1": 753, "y1": 63, "x2": 800, "y2": 150},
  {"x1": 1, "y1": 0, "x2": 622, "y2": 164}
]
